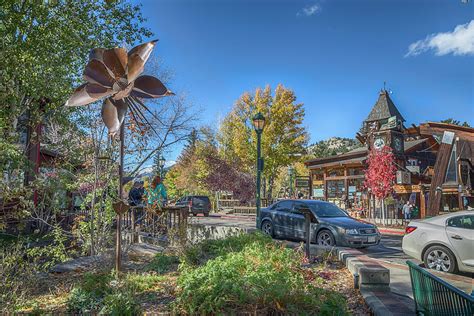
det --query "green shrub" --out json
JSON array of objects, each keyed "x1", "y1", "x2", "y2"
[
  {"x1": 101, "y1": 290, "x2": 140, "y2": 316},
  {"x1": 145, "y1": 253, "x2": 180, "y2": 274},
  {"x1": 67, "y1": 272, "x2": 140, "y2": 315},
  {"x1": 174, "y1": 237, "x2": 348, "y2": 315},
  {"x1": 125, "y1": 273, "x2": 165, "y2": 293},
  {"x1": 0, "y1": 240, "x2": 37, "y2": 313},
  {"x1": 66, "y1": 272, "x2": 112, "y2": 313},
  {"x1": 179, "y1": 232, "x2": 273, "y2": 267}
]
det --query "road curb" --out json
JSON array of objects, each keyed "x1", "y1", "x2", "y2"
[
  {"x1": 360, "y1": 289, "x2": 392, "y2": 316},
  {"x1": 305, "y1": 245, "x2": 415, "y2": 315}
]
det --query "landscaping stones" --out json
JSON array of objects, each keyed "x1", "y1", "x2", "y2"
[
  {"x1": 50, "y1": 255, "x2": 108, "y2": 273},
  {"x1": 128, "y1": 243, "x2": 164, "y2": 258}
]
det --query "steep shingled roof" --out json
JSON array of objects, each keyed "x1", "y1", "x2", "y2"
[{"x1": 364, "y1": 90, "x2": 405, "y2": 123}]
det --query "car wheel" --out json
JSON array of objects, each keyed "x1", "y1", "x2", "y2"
[
  {"x1": 317, "y1": 230, "x2": 336, "y2": 247},
  {"x1": 261, "y1": 220, "x2": 274, "y2": 237},
  {"x1": 204, "y1": 212, "x2": 209, "y2": 217},
  {"x1": 423, "y1": 245, "x2": 457, "y2": 273}
]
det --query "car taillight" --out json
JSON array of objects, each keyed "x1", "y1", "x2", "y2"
[{"x1": 405, "y1": 226, "x2": 417, "y2": 234}]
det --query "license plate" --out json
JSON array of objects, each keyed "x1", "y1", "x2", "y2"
[{"x1": 368, "y1": 236, "x2": 376, "y2": 243}]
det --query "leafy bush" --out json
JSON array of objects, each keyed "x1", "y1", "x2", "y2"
[
  {"x1": 67, "y1": 272, "x2": 140, "y2": 315},
  {"x1": 145, "y1": 253, "x2": 180, "y2": 274},
  {"x1": 125, "y1": 273, "x2": 165, "y2": 293},
  {"x1": 0, "y1": 240, "x2": 37, "y2": 313},
  {"x1": 25, "y1": 227, "x2": 70, "y2": 271},
  {"x1": 179, "y1": 232, "x2": 273, "y2": 267},
  {"x1": 174, "y1": 234, "x2": 348, "y2": 315}
]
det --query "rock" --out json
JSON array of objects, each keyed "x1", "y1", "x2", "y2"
[
  {"x1": 50, "y1": 255, "x2": 106, "y2": 273},
  {"x1": 128, "y1": 243, "x2": 164, "y2": 258}
]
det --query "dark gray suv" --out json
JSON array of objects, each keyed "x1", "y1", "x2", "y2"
[
  {"x1": 175, "y1": 195, "x2": 211, "y2": 216},
  {"x1": 258, "y1": 199, "x2": 380, "y2": 248}
]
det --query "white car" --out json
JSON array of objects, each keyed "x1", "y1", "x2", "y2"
[{"x1": 402, "y1": 211, "x2": 474, "y2": 273}]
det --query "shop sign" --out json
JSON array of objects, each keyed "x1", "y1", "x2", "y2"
[
  {"x1": 396, "y1": 171, "x2": 411, "y2": 184},
  {"x1": 295, "y1": 176, "x2": 310, "y2": 188},
  {"x1": 313, "y1": 188, "x2": 324, "y2": 197}
]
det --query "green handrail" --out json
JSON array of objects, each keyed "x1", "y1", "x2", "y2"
[{"x1": 407, "y1": 260, "x2": 474, "y2": 316}]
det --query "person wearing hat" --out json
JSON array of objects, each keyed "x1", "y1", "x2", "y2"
[
  {"x1": 129, "y1": 180, "x2": 144, "y2": 206},
  {"x1": 129, "y1": 179, "x2": 145, "y2": 224}
]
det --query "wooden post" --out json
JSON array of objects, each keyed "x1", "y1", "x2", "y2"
[
  {"x1": 304, "y1": 213, "x2": 311, "y2": 260},
  {"x1": 323, "y1": 170, "x2": 328, "y2": 201},
  {"x1": 457, "y1": 154, "x2": 464, "y2": 210},
  {"x1": 131, "y1": 208, "x2": 137, "y2": 243},
  {"x1": 420, "y1": 185, "x2": 426, "y2": 219},
  {"x1": 427, "y1": 131, "x2": 455, "y2": 216},
  {"x1": 344, "y1": 167, "x2": 348, "y2": 209},
  {"x1": 115, "y1": 122, "x2": 125, "y2": 277}
]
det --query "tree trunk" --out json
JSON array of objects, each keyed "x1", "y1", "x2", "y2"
[
  {"x1": 381, "y1": 198, "x2": 386, "y2": 226},
  {"x1": 267, "y1": 176, "x2": 274, "y2": 202}
]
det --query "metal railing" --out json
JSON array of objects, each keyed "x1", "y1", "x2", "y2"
[{"x1": 407, "y1": 260, "x2": 474, "y2": 316}]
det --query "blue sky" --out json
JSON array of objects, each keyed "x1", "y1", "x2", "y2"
[{"x1": 133, "y1": 0, "x2": 473, "y2": 163}]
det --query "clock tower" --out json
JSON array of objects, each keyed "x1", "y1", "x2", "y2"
[{"x1": 359, "y1": 89, "x2": 405, "y2": 156}]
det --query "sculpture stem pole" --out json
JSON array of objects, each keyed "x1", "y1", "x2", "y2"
[{"x1": 116, "y1": 121, "x2": 125, "y2": 278}]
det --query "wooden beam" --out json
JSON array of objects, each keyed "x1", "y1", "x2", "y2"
[
  {"x1": 420, "y1": 186, "x2": 426, "y2": 219},
  {"x1": 427, "y1": 131, "x2": 455, "y2": 216}
]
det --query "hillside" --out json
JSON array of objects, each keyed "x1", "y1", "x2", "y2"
[{"x1": 308, "y1": 137, "x2": 363, "y2": 158}]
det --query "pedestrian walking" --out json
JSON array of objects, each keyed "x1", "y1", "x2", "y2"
[{"x1": 402, "y1": 201, "x2": 412, "y2": 224}]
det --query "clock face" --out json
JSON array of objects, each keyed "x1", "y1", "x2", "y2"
[
  {"x1": 394, "y1": 137, "x2": 403, "y2": 152},
  {"x1": 374, "y1": 137, "x2": 385, "y2": 150}
]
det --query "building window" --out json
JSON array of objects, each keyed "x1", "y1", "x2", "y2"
[
  {"x1": 460, "y1": 161, "x2": 473, "y2": 189},
  {"x1": 445, "y1": 144, "x2": 457, "y2": 183},
  {"x1": 348, "y1": 167, "x2": 364, "y2": 176},
  {"x1": 312, "y1": 170, "x2": 324, "y2": 181},
  {"x1": 441, "y1": 193, "x2": 460, "y2": 212},
  {"x1": 327, "y1": 180, "x2": 345, "y2": 198},
  {"x1": 327, "y1": 168, "x2": 344, "y2": 177}
]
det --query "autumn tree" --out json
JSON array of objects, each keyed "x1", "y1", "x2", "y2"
[
  {"x1": 218, "y1": 85, "x2": 308, "y2": 199},
  {"x1": 364, "y1": 146, "x2": 397, "y2": 222}
]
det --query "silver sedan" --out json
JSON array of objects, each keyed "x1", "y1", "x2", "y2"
[{"x1": 402, "y1": 211, "x2": 474, "y2": 273}]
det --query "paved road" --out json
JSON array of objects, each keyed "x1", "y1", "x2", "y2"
[{"x1": 358, "y1": 234, "x2": 473, "y2": 298}]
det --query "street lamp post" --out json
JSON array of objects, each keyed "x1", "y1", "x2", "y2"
[
  {"x1": 252, "y1": 112, "x2": 265, "y2": 229},
  {"x1": 288, "y1": 166, "x2": 295, "y2": 198}
]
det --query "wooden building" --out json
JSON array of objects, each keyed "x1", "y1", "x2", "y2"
[{"x1": 305, "y1": 90, "x2": 473, "y2": 219}]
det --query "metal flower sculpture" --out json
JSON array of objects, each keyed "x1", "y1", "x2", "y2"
[{"x1": 65, "y1": 40, "x2": 172, "y2": 135}]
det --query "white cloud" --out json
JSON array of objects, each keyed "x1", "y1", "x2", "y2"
[
  {"x1": 297, "y1": 4, "x2": 321, "y2": 17},
  {"x1": 405, "y1": 20, "x2": 474, "y2": 57}
]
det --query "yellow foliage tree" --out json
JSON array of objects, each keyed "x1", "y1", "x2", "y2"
[{"x1": 218, "y1": 85, "x2": 308, "y2": 199}]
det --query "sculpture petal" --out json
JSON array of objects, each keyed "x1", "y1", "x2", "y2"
[
  {"x1": 127, "y1": 40, "x2": 158, "y2": 82},
  {"x1": 83, "y1": 59, "x2": 115, "y2": 88},
  {"x1": 131, "y1": 75, "x2": 172, "y2": 98},
  {"x1": 101, "y1": 98, "x2": 128, "y2": 135},
  {"x1": 103, "y1": 48, "x2": 128, "y2": 81},
  {"x1": 89, "y1": 48, "x2": 105, "y2": 62},
  {"x1": 65, "y1": 83, "x2": 113, "y2": 107}
]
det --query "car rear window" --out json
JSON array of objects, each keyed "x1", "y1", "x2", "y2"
[{"x1": 192, "y1": 196, "x2": 210, "y2": 204}]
